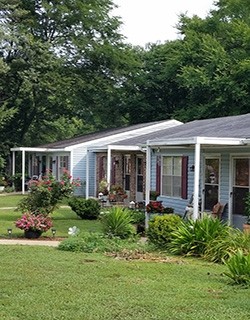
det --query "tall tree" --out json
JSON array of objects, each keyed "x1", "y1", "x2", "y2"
[{"x1": 0, "y1": 0, "x2": 136, "y2": 152}]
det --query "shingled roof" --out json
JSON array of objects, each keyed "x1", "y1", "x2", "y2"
[
  {"x1": 36, "y1": 119, "x2": 181, "y2": 149},
  {"x1": 146, "y1": 113, "x2": 250, "y2": 143},
  {"x1": 109, "y1": 113, "x2": 250, "y2": 147}
]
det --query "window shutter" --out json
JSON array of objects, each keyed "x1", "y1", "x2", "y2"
[
  {"x1": 156, "y1": 156, "x2": 161, "y2": 194},
  {"x1": 99, "y1": 156, "x2": 104, "y2": 181},
  {"x1": 181, "y1": 156, "x2": 188, "y2": 199},
  {"x1": 111, "y1": 157, "x2": 116, "y2": 185}
]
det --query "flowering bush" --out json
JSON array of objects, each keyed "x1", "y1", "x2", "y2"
[
  {"x1": 15, "y1": 213, "x2": 53, "y2": 232},
  {"x1": 18, "y1": 169, "x2": 81, "y2": 215},
  {"x1": 146, "y1": 201, "x2": 164, "y2": 213}
]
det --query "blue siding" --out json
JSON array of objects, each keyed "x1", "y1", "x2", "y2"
[
  {"x1": 152, "y1": 149, "x2": 194, "y2": 215},
  {"x1": 151, "y1": 146, "x2": 250, "y2": 228}
]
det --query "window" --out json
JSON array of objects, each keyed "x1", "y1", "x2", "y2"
[
  {"x1": 162, "y1": 156, "x2": 182, "y2": 197},
  {"x1": 59, "y1": 156, "x2": 69, "y2": 176}
]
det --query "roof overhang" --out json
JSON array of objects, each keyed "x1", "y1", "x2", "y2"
[
  {"x1": 10, "y1": 147, "x2": 68, "y2": 152},
  {"x1": 147, "y1": 136, "x2": 247, "y2": 147},
  {"x1": 87, "y1": 144, "x2": 142, "y2": 152}
]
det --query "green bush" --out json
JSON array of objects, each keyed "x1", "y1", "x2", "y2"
[
  {"x1": 224, "y1": 250, "x2": 250, "y2": 285},
  {"x1": 68, "y1": 197, "x2": 100, "y2": 220},
  {"x1": 147, "y1": 214, "x2": 182, "y2": 248},
  {"x1": 58, "y1": 232, "x2": 145, "y2": 253},
  {"x1": 101, "y1": 206, "x2": 135, "y2": 239},
  {"x1": 204, "y1": 229, "x2": 250, "y2": 263},
  {"x1": 168, "y1": 216, "x2": 229, "y2": 256}
]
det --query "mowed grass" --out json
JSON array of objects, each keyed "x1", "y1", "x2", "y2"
[
  {"x1": 0, "y1": 194, "x2": 102, "y2": 238},
  {"x1": 0, "y1": 245, "x2": 249, "y2": 320}
]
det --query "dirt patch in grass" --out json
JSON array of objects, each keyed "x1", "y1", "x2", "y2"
[{"x1": 106, "y1": 249, "x2": 185, "y2": 263}]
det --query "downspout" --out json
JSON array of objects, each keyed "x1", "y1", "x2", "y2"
[
  {"x1": 145, "y1": 145, "x2": 151, "y2": 229},
  {"x1": 107, "y1": 146, "x2": 112, "y2": 192},
  {"x1": 193, "y1": 138, "x2": 201, "y2": 220},
  {"x1": 86, "y1": 150, "x2": 89, "y2": 199},
  {"x1": 22, "y1": 149, "x2": 25, "y2": 194}
]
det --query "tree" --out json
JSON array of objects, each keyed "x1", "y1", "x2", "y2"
[{"x1": 0, "y1": 0, "x2": 137, "y2": 170}]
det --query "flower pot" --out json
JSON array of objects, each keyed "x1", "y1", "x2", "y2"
[
  {"x1": 24, "y1": 230, "x2": 42, "y2": 239},
  {"x1": 243, "y1": 223, "x2": 250, "y2": 235}
]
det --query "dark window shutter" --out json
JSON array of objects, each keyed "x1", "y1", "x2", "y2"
[
  {"x1": 181, "y1": 156, "x2": 188, "y2": 199},
  {"x1": 99, "y1": 156, "x2": 104, "y2": 181},
  {"x1": 111, "y1": 157, "x2": 116, "y2": 185},
  {"x1": 156, "y1": 156, "x2": 161, "y2": 194}
]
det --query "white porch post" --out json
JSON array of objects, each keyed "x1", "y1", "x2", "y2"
[
  {"x1": 193, "y1": 139, "x2": 201, "y2": 220},
  {"x1": 86, "y1": 150, "x2": 89, "y2": 199},
  {"x1": 145, "y1": 145, "x2": 151, "y2": 229},
  {"x1": 107, "y1": 146, "x2": 112, "y2": 191},
  {"x1": 22, "y1": 149, "x2": 25, "y2": 194},
  {"x1": 12, "y1": 151, "x2": 16, "y2": 189}
]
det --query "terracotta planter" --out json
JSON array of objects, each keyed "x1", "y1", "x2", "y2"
[
  {"x1": 24, "y1": 230, "x2": 42, "y2": 239},
  {"x1": 243, "y1": 223, "x2": 250, "y2": 234}
]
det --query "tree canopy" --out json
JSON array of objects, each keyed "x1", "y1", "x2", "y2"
[{"x1": 0, "y1": 0, "x2": 250, "y2": 173}]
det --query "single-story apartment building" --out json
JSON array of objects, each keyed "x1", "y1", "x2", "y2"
[
  {"x1": 145, "y1": 113, "x2": 250, "y2": 229},
  {"x1": 11, "y1": 119, "x2": 182, "y2": 202}
]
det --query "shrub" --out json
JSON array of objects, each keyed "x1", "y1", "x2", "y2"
[
  {"x1": 147, "y1": 214, "x2": 182, "y2": 248},
  {"x1": 204, "y1": 229, "x2": 250, "y2": 263},
  {"x1": 168, "y1": 216, "x2": 229, "y2": 256},
  {"x1": 101, "y1": 207, "x2": 135, "y2": 239},
  {"x1": 17, "y1": 170, "x2": 80, "y2": 215},
  {"x1": 68, "y1": 197, "x2": 101, "y2": 220},
  {"x1": 58, "y1": 232, "x2": 145, "y2": 253},
  {"x1": 224, "y1": 250, "x2": 250, "y2": 285}
]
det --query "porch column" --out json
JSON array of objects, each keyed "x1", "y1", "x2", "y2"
[
  {"x1": 193, "y1": 139, "x2": 201, "y2": 220},
  {"x1": 12, "y1": 151, "x2": 15, "y2": 189},
  {"x1": 86, "y1": 150, "x2": 89, "y2": 199},
  {"x1": 145, "y1": 145, "x2": 151, "y2": 229},
  {"x1": 107, "y1": 146, "x2": 112, "y2": 191},
  {"x1": 22, "y1": 149, "x2": 25, "y2": 194}
]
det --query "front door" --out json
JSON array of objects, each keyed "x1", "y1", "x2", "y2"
[
  {"x1": 204, "y1": 157, "x2": 220, "y2": 210},
  {"x1": 232, "y1": 158, "x2": 250, "y2": 215},
  {"x1": 136, "y1": 156, "x2": 144, "y2": 202}
]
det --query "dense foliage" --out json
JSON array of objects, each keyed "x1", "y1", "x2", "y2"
[
  {"x1": 147, "y1": 214, "x2": 182, "y2": 248},
  {"x1": 68, "y1": 197, "x2": 101, "y2": 220},
  {"x1": 18, "y1": 170, "x2": 79, "y2": 214},
  {"x1": 1, "y1": 0, "x2": 250, "y2": 171}
]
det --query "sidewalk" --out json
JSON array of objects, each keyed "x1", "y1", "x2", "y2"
[{"x1": 0, "y1": 239, "x2": 60, "y2": 247}]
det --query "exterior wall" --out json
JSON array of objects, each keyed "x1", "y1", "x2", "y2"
[
  {"x1": 150, "y1": 145, "x2": 250, "y2": 229},
  {"x1": 153, "y1": 148, "x2": 195, "y2": 215},
  {"x1": 95, "y1": 151, "x2": 146, "y2": 201}
]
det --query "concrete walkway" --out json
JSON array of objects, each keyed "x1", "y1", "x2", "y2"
[{"x1": 0, "y1": 239, "x2": 61, "y2": 247}]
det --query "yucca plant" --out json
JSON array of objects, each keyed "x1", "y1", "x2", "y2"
[
  {"x1": 101, "y1": 206, "x2": 136, "y2": 239},
  {"x1": 204, "y1": 228, "x2": 250, "y2": 263},
  {"x1": 168, "y1": 216, "x2": 229, "y2": 256},
  {"x1": 224, "y1": 250, "x2": 250, "y2": 285}
]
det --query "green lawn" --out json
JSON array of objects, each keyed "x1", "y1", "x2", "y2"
[
  {"x1": 0, "y1": 194, "x2": 25, "y2": 208},
  {"x1": 0, "y1": 245, "x2": 249, "y2": 320},
  {"x1": 0, "y1": 194, "x2": 102, "y2": 238}
]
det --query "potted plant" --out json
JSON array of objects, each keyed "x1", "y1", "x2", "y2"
[
  {"x1": 243, "y1": 193, "x2": 250, "y2": 234},
  {"x1": 0, "y1": 176, "x2": 6, "y2": 192},
  {"x1": 15, "y1": 212, "x2": 53, "y2": 238}
]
